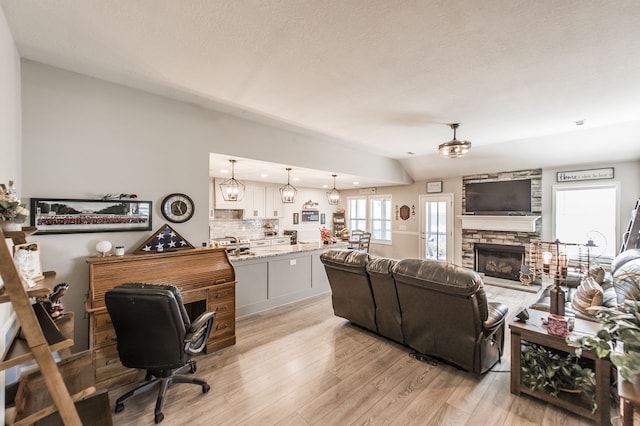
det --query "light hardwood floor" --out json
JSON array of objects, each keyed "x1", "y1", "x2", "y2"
[{"x1": 108, "y1": 286, "x2": 613, "y2": 425}]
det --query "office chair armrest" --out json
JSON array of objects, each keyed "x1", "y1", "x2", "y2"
[{"x1": 184, "y1": 311, "x2": 216, "y2": 354}]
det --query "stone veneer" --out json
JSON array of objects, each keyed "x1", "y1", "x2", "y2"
[{"x1": 461, "y1": 169, "x2": 542, "y2": 271}]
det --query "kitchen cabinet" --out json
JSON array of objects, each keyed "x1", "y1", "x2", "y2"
[
  {"x1": 265, "y1": 185, "x2": 284, "y2": 218},
  {"x1": 244, "y1": 184, "x2": 266, "y2": 218},
  {"x1": 212, "y1": 179, "x2": 283, "y2": 218}
]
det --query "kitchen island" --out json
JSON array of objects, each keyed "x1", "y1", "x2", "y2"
[{"x1": 229, "y1": 241, "x2": 348, "y2": 317}]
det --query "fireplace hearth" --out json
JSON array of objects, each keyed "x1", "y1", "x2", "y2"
[{"x1": 474, "y1": 243, "x2": 525, "y2": 282}]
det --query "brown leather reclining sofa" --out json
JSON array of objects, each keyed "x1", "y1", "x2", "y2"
[{"x1": 320, "y1": 249, "x2": 508, "y2": 374}]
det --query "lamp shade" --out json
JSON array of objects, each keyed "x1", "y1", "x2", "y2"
[
  {"x1": 219, "y1": 159, "x2": 245, "y2": 201},
  {"x1": 279, "y1": 168, "x2": 297, "y2": 203},
  {"x1": 439, "y1": 123, "x2": 471, "y2": 158},
  {"x1": 326, "y1": 174, "x2": 340, "y2": 205}
]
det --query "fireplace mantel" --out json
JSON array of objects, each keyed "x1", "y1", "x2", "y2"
[{"x1": 458, "y1": 215, "x2": 541, "y2": 232}]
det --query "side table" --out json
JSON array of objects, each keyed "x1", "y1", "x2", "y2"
[
  {"x1": 618, "y1": 372, "x2": 640, "y2": 426},
  {"x1": 510, "y1": 308, "x2": 611, "y2": 426}
]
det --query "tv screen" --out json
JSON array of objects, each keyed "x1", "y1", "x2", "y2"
[{"x1": 465, "y1": 179, "x2": 532, "y2": 214}]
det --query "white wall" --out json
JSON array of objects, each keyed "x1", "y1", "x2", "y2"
[
  {"x1": 20, "y1": 60, "x2": 409, "y2": 351},
  {"x1": 0, "y1": 5, "x2": 21, "y2": 420}
]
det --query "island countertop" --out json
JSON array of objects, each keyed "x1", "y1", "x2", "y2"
[{"x1": 228, "y1": 241, "x2": 349, "y2": 262}]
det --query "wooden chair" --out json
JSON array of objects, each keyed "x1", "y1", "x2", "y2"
[
  {"x1": 358, "y1": 232, "x2": 371, "y2": 252},
  {"x1": 348, "y1": 230, "x2": 364, "y2": 249}
]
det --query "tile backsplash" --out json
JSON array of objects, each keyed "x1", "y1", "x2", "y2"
[{"x1": 209, "y1": 213, "x2": 280, "y2": 241}]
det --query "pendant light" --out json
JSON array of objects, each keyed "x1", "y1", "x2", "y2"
[
  {"x1": 279, "y1": 168, "x2": 297, "y2": 203},
  {"x1": 218, "y1": 159, "x2": 245, "y2": 201},
  {"x1": 326, "y1": 174, "x2": 341, "y2": 205},
  {"x1": 439, "y1": 123, "x2": 471, "y2": 158}
]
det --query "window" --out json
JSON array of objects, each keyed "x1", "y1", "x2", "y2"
[
  {"x1": 554, "y1": 183, "x2": 618, "y2": 259},
  {"x1": 347, "y1": 195, "x2": 392, "y2": 243},
  {"x1": 370, "y1": 195, "x2": 392, "y2": 241},
  {"x1": 347, "y1": 197, "x2": 367, "y2": 232}
]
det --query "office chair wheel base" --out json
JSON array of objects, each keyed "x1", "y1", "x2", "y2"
[
  {"x1": 190, "y1": 363, "x2": 197, "y2": 374},
  {"x1": 115, "y1": 402, "x2": 125, "y2": 413},
  {"x1": 154, "y1": 412, "x2": 164, "y2": 424},
  {"x1": 203, "y1": 383, "x2": 210, "y2": 393}
]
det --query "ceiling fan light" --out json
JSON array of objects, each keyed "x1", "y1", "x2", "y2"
[
  {"x1": 219, "y1": 159, "x2": 245, "y2": 201},
  {"x1": 279, "y1": 168, "x2": 297, "y2": 203},
  {"x1": 326, "y1": 174, "x2": 341, "y2": 205},
  {"x1": 439, "y1": 123, "x2": 471, "y2": 158}
]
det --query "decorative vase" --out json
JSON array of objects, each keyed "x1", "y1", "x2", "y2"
[{"x1": 0, "y1": 221, "x2": 21, "y2": 232}]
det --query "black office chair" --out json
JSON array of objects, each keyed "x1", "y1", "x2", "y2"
[{"x1": 105, "y1": 283, "x2": 216, "y2": 424}]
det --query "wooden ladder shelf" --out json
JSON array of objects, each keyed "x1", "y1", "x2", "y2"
[
  {"x1": 0, "y1": 227, "x2": 89, "y2": 425},
  {"x1": 621, "y1": 199, "x2": 640, "y2": 252}
]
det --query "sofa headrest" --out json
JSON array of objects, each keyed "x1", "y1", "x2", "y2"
[
  {"x1": 613, "y1": 257, "x2": 640, "y2": 305},
  {"x1": 320, "y1": 249, "x2": 370, "y2": 273},
  {"x1": 611, "y1": 249, "x2": 640, "y2": 275},
  {"x1": 366, "y1": 257, "x2": 397, "y2": 277},
  {"x1": 392, "y1": 258, "x2": 483, "y2": 296}
]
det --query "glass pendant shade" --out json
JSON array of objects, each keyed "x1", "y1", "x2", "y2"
[
  {"x1": 439, "y1": 123, "x2": 471, "y2": 158},
  {"x1": 326, "y1": 174, "x2": 341, "y2": 205},
  {"x1": 279, "y1": 168, "x2": 297, "y2": 203},
  {"x1": 219, "y1": 159, "x2": 245, "y2": 201}
]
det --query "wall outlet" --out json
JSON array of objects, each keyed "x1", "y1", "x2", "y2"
[{"x1": 290, "y1": 259, "x2": 297, "y2": 266}]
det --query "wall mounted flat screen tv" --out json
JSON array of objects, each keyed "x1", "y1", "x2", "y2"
[{"x1": 465, "y1": 179, "x2": 532, "y2": 214}]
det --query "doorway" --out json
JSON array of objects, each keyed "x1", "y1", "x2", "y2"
[{"x1": 419, "y1": 194, "x2": 453, "y2": 262}]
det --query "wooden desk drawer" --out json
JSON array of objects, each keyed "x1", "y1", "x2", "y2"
[
  {"x1": 208, "y1": 297, "x2": 234, "y2": 316},
  {"x1": 210, "y1": 312, "x2": 235, "y2": 339},
  {"x1": 92, "y1": 310, "x2": 113, "y2": 331},
  {"x1": 209, "y1": 285, "x2": 234, "y2": 303},
  {"x1": 93, "y1": 326, "x2": 116, "y2": 348},
  {"x1": 93, "y1": 344, "x2": 127, "y2": 382}
]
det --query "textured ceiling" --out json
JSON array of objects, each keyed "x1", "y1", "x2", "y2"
[{"x1": 2, "y1": 0, "x2": 640, "y2": 187}]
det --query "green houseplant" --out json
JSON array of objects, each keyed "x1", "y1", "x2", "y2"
[
  {"x1": 0, "y1": 180, "x2": 29, "y2": 226},
  {"x1": 566, "y1": 299, "x2": 640, "y2": 383},
  {"x1": 521, "y1": 341, "x2": 597, "y2": 412}
]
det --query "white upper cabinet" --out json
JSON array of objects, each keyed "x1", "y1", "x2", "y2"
[
  {"x1": 265, "y1": 185, "x2": 284, "y2": 218},
  {"x1": 212, "y1": 179, "x2": 284, "y2": 218}
]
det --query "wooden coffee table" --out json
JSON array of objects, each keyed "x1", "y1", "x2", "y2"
[{"x1": 510, "y1": 308, "x2": 611, "y2": 425}]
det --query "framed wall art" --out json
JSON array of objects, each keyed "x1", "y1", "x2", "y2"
[
  {"x1": 427, "y1": 181, "x2": 443, "y2": 193},
  {"x1": 30, "y1": 198, "x2": 152, "y2": 234}
]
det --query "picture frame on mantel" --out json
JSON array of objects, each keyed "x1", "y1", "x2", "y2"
[{"x1": 427, "y1": 181, "x2": 443, "y2": 193}]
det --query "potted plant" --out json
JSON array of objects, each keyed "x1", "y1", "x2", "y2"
[
  {"x1": 0, "y1": 180, "x2": 29, "y2": 232},
  {"x1": 521, "y1": 341, "x2": 597, "y2": 412},
  {"x1": 566, "y1": 299, "x2": 640, "y2": 383}
]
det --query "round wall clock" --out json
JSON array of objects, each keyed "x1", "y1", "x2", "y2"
[{"x1": 161, "y1": 193, "x2": 195, "y2": 223}]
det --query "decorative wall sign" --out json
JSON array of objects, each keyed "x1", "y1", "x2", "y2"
[
  {"x1": 556, "y1": 167, "x2": 614, "y2": 183},
  {"x1": 427, "y1": 181, "x2": 443, "y2": 193},
  {"x1": 399, "y1": 205, "x2": 411, "y2": 220},
  {"x1": 134, "y1": 224, "x2": 194, "y2": 253},
  {"x1": 31, "y1": 198, "x2": 152, "y2": 234}
]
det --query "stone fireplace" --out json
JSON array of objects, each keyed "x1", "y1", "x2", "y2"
[
  {"x1": 474, "y1": 243, "x2": 525, "y2": 281},
  {"x1": 461, "y1": 169, "x2": 543, "y2": 276}
]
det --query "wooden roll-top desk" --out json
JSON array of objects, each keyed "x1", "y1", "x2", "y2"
[{"x1": 86, "y1": 247, "x2": 236, "y2": 388}]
